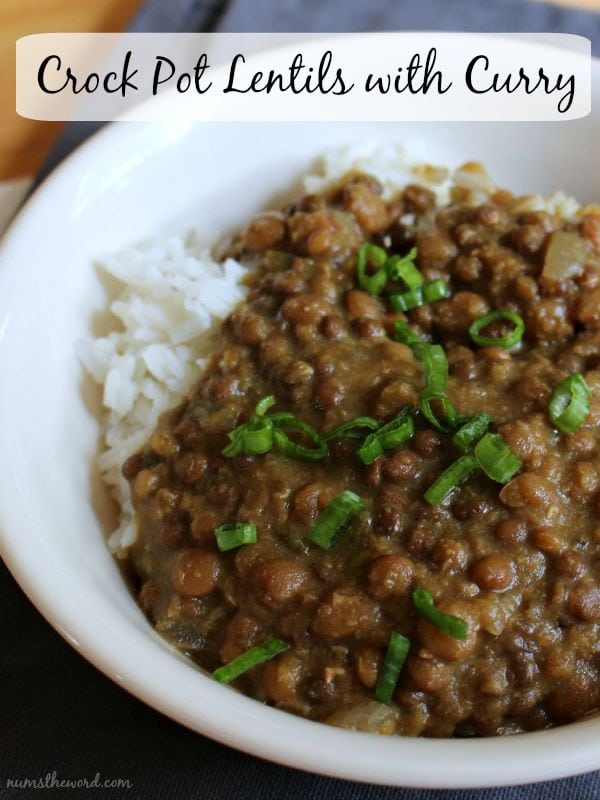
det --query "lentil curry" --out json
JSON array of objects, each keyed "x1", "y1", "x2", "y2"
[{"x1": 126, "y1": 166, "x2": 600, "y2": 737}]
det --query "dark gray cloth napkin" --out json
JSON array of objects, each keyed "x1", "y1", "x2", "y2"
[{"x1": 5, "y1": 1, "x2": 600, "y2": 798}]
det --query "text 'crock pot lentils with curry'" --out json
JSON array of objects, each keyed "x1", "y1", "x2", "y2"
[{"x1": 125, "y1": 165, "x2": 600, "y2": 737}]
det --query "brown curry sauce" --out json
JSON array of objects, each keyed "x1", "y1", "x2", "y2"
[{"x1": 125, "y1": 171, "x2": 600, "y2": 737}]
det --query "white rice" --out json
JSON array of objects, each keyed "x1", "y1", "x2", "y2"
[
  {"x1": 303, "y1": 141, "x2": 451, "y2": 202},
  {"x1": 78, "y1": 143, "x2": 580, "y2": 555},
  {"x1": 77, "y1": 235, "x2": 247, "y2": 553}
]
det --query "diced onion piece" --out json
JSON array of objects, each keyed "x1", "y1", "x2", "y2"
[
  {"x1": 452, "y1": 161, "x2": 496, "y2": 194},
  {"x1": 411, "y1": 164, "x2": 450, "y2": 186},
  {"x1": 325, "y1": 700, "x2": 401, "y2": 734},
  {"x1": 542, "y1": 231, "x2": 589, "y2": 281}
]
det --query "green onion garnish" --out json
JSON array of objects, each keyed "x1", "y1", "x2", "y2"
[
  {"x1": 376, "y1": 409, "x2": 415, "y2": 451},
  {"x1": 474, "y1": 433, "x2": 522, "y2": 483},
  {"x1": 468, "y1": 310, "x2": 525, "y2": 349},
  {"x1": 548, "y1": 373, "x2": 591, "y2": 433},
  {"x1": 222, "y1": 395, "x2": 277, "y2": 457},
  {"x1": 419, "y1": 344, "x2": 448, "y2": 395},
  {"x1": 254, "y1": 395, "x2": 276, "y2": 416},
  {"x1": 386, "y1": 248, "x2": 422, "y2": 289},
  {"x1": 389, "y1": 287, "x2": 424, "y2": 312},
  {"x1": 374, "y1": 632, "x2": 411, "y2": 704},
  {"x1": 222, "y1": 416, "x2": 274, "y2": 457},
  {"x1": 272, "y1": 417, "x2": 328, "y2": 462},
  {"x1": 356, "y1": 407, "x2": 415, "y2": 465},
  {"x1": 389, "y1": 281, "x2": 450, "y2": 313},
  {"x1": 223, "y1": 399, "x2": 329, "y2": 462},
  {"x1": 357, "y1": 242, "x2": 388, "y2": 295},
  {"x1": 393, "y1": 320, "x2": 423, "y2": 348},
  {"x1": 413, "y1": 588, "x2": 468, "y2": 641},
  {"x1": 308, "y1": 490, "x2": 365, "y2": 550},
  {"x1": 422, "y1": 279, "x2": 450, "y2": 304},
  {"x1": 452, "y1": 412, "x2": 494, "y2": 453},
  {"x1": 212, "y1": 637, "x2": 289, "y2": 684},
  {"x1": 323, "y1": 416, "x2": 379, "y2": 442},
  {"x1": 214, "y1": 522, "x2": 257, "y2": 552},
  {"x1": 424, "y1": 454, "x2": 478, "y2": 505},
  {"x1": 420, "y1": 392, "x2": 459, "y2": 433}
]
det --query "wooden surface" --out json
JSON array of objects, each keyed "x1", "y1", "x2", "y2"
[
  {"x1": 543, "y1": 0, "x2": 600, "y2": 6},
  {"x1": 0, "y1": 0, "x2": 598, "y2": 180},
  {"x1": 0, "y1": 0, "x2": 140, "y2": 180}
]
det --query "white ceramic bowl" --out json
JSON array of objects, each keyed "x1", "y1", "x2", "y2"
[{"x1": 1, "y1": 63, "x2": 600, "y2": 789}]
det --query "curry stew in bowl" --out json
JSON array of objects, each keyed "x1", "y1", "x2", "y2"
[{"x1": 123, "y1": 168, "x2": 600, "y2": 738}]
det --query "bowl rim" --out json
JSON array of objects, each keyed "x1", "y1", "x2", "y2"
[{"x1": 1, "y1": 52, "x2": 600, "y2": 790}]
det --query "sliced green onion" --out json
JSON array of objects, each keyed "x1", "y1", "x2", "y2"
[
  {"x1": 273, "y1": 418, "x2": 328, "y2": 462},
  {"x1": 393, "y1": 320, "x2": 423, "y2": 348},
  {"x1": 222, "y1": 395, "x2": 278, "y2": 457},
  {"x1": 413, "y1": 588, "x2": 468, "y2": 641},
  {"x1": 548, "y1": 373, "x2": 591, "y2": 433},
  {"x1": 386, "y1": 248, "x2": 423, "y2": 290},
  {"x1": 221, "y1": 432, "x2": 245, "y2": 458},
  {"x1": 323, "y1": 416, "x2": 379, "y2": 442},
  {"x1": 308, "y1": 490, "x2": 365, "y2": 550},
  {"x1": 214, "y1": 522, "x2": 257, "y2": 552},
  {"x1": 389, "y1": 287, "x2": 424, "y2": 312},
  {"x1": 469, "y1": 310, "x2": 525, "y2": 349},
  {"x1": 222, "y1": 417, "x2": 274, "y2": 457},
  {"x1": 452, "y1": 412, "x2": 494, "y2": 453},
  {"x1": 265, "y1": 412, "x2": 295, "y2": 426},
  {"x1": 255, "y1": 395, "x2": 276, "y2": 416},
  {"x1": 418, "y1": 344, "x2": 448, "y2": 394},
  {"x1": 388, "y1": 264, "x2": 450, "y2": 310},
  {"x1": 424, "y1": 454, "x2": 478, "y2": 505},
  {"x1": 420, "y1": 392, "x2": 458, "y2": 433},
  {"x1": 377, "y1": 412, "x2": 416, "y2": 450},
  {"x1": 355, "y1": 439, "x2": 385, "y2": 466},
  {"x1": 224, "y1": 400, "x2": 329, "y2": 462},
  {"x1": 356, "y1": 407, "x2": 415, "y2": 465},
  {"x1": 239, "y1": 422, "x2": 273, "y2": 453},
  {"x1": 212, "y1": 637, "x2": 289, "y2": 684},
  {"x1": 374, "y1": 632, "x2": 411, "y2": 704},
  {"x1": 422, "y1": 279, "x2": 450, "y2": 303},
  {"x1": 474, "y1": 433, "x2": 522, "y2": 483},
  {"x1": 357, "y1": 242, "x2": 388, "y2": 295}
]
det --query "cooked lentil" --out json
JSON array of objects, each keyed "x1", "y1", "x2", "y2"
[{"x1": 126, "y1": 169, "x2": 600, "y2": 737}]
